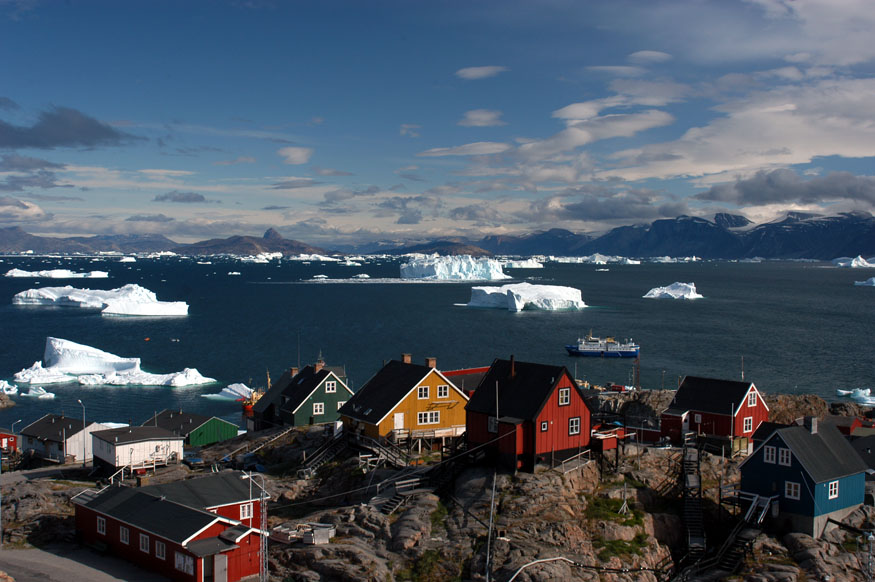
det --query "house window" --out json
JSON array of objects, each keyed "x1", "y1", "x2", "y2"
[
  {"x1": 337, "y1": 401, "x2": 345, "y2": 410},
  {"x1": 541, "y1": 421, "x2": 548, "y2": 432},
  {"x1": 155, "y1": 540, "x2": 166, "y2": 560},
  {"x1": 763, "y1": 446, "x2": 776, "y2": 464},
  {"x1": 569, "y1": 417, "x2": 581, "y2": 435},
  {"x1": 487, "y1": 416, "x2": 498, "y2": 433},
  {"x1": 785, "y1": 481, "x2": 800, "y2": 500},
  {"x1": 418, "y1": 386, "x2": 429, "y2": 399},
  {"x1": 241, "y1": 503, "x2": 253, "y2": 520},
  {"x1": 417, "y1": 411, "x2": 440, "y2": 425},
  {"x1": 558, "y1": 388, "x2": 570, "y2": 406},
  {"x1": 828, "y1": 481, "x2": 839, "y2": 499},
  {"x1": 778, "y1": 448, "x2": 791, "y2": 466},
  {"x1": 748, "y1": 391, "x2": 757, "y2": 407},
  {"x1": 743, "y1": 417, "x2": 753, "y2": 433},
  {"x1": 693, "y1": 413, "x2": 702, "y2": 424},
  {"x1": 175, "y1": 552, "x2": 194, "y2": 575},
  {"x1": 313, "y1": 402, "x2": 324, "y2": 415},
  {"x1": 97, "y1": 516, "x2": 106, "y2": 535},
  {"x1": 325, "y1": 381, "x2": 336, "y2": 393},
  {"x1": 139, "y1": 533, "x2": 149, "y2": 553},
  {"x1": 437, "y1": 385, "x2": 449, "y2": 399},
  {"x1": 120, "y1": 526, "x2": 129, "y2": 545}
]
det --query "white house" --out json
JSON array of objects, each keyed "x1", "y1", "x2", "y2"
[
  {"x1": 19, "y1": 413, "x2": 110, "y2": 463},
  {"x1": 91, "y1": 426, "x2": 184, "y2": 472}
]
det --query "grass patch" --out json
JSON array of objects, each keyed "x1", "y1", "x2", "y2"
[
  {"x1": 592, "y1": 533, "x2": 649, "y2": 561},
  {"x1": 584, "y1": 495, "x2": 644, "y2": 527},
  {"x1": 395, "y1": 549, "x2": 443, "y2": 582},
  {"x1": 430, "y1": 501, "x2": 448, "y2": 530}
]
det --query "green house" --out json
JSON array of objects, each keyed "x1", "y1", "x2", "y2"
[
  {"x1": 250, "y1": 359, "x2": 353, "y2": 431},
  {"x1": 142, "y1": 410, "x2": 239, "y2": 447}
]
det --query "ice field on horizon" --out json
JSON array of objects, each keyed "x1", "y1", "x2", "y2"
[
  {"x1": 12, "y1": 337, "x2": 215, "y2": 387},
  {"x1": 466, "y1": 282, "x2": 586, "y2": 311},
  {"x1": 12, "y1": 283, "x2": 189, "y2": 316},
  {"x1": 643, "y1": 282, "x2": 704, "y2": 300}
]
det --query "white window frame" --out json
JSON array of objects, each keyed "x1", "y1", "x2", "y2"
[
  {"x1": 417, "y1": 411, "x2": 440, "y2": 425},
  {"x1": 324, "y1": 381, "x2": 336, "y2": 393},
  {"x1": 569, "y1": 417, "x2": 581, "y2": 436},
  {"x1": 763, "y1": 445, "x2": 776, "y2": 464},
  {"x1": 693, "y1": 413, "x2": 702, "y2": 424},
  {"x1": 97, "y1": 516, "x2": 106, "y2": 535},
  {"x1": 558, "y1": 388, "x2": 570, "y2": 406},
  {"x1": 155, "y1": 540, "x2": 166, "y2": 560},
  {"x1": 748, "y1": 391, "x2": 757, "y2": 407},
  {"x1": 743, "y1": 416, "x2": 753, "y2": 433},
  {"x1": 139, "y1": 533, "x2": 149, "y2": 553},
  {"x1": 313, "y1": 402, "x2": 324, "y2": 415},
  {"x1": 778, "y1": 447, "x2": 792, "y2": 466},
  {"x1": 785, "y1": 481, "x2": 800, "y2": 500},
  {"x1": 336, "y1": 401, "x2": 345, "y2": 410},
  {"x1": 241, "y1": 502, "x2": 253, "y2": 520},
  {"x1": 418, "y1": 385, "x2": 429, "y2": 399},
  {"x1": 541, "y1": 421, "x2": 548, "y2": 432},
  {"x1": 828, "y1": 480, "x2": 839, "y2": 499},
  {"x1": 487, "y1": 416, "x2": 498, "y2": 434},
  {"x1": 437, "y1": 385, "x2": 449, "y2": 399},
  {"x1": 119, "y1": 525, "x2": 129, "y2": 545},
  {"x1": 175, "y1": 552, "x2": 194, "y2": 575}
]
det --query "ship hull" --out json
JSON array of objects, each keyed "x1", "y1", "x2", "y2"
[{"x1": 565, "y1": 345, "x2": 640, "y2": 358}]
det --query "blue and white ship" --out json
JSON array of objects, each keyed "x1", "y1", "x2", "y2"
[{"x1": 565, "y1": 333, "x2": 640, "y2": 358}]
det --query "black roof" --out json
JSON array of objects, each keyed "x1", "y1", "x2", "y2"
[
  {"x1": 850, "y1": 435, "x2": 875, "y2": 471},
  {"x1": 92, "y1": 426, "x2": 183, "y2": 445},
  {"x1": 253, "y1": 363, "x2": 348, "y2": 415},
  {"x1": 141, "y1": 409, "x2": 234, "y2": 436},
  {"x1": 187, "y1": 536, "x2": 238, "y2": 557},
  {"x1": 20, "y1": 414, "x2": 85, "y2": 441},
  {"x1": 278, "y1": 366, "x2": 351, "y2": 416},
  {"x1": 82, "y1": 486, "x2": 222, "y2": 544},
  {"x1": 338, "y1": 360, "x2": 437, "y2": 424},
  {"x1": 139, "y1": 471, "x2": 267, "y2": 509},
  {"x1": 752, "y1": 421, "x2": 791, "y2": 443},
  {"x1": 466, "y1": 359, "x2": 577, "y2": 421},
  {"x1": 775, "y1": 423, "x2": 868, "y2": 482},
  {"x1": 669, "y1": 376, "x2": 757, "y2": 415}
]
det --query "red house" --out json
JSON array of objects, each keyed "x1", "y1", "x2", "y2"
[
  {"x1": 0, "y1": 427, "x2": 18, "y2": 454},
  {"x1": 74, "y1": 471, "x2": 268, "y2": 582},
  {"x1": 660, "y1": 376, "x2": 768, "y2": 452},
  {"x1": 465, "y1": 357, "x2": 591, "y2": 471}
]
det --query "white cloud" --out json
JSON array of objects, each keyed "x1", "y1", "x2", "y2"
[
  {"x1": 0, "y1": 196, "x2": 49, "y2": 222},
  {"x1": 418, "y1": 141, "x2": 512, "y2": 157},
  {"x1": 400, "y1": 124, "x2": 421, "y2": 138},
  {"x1": 138, "y1": 169, "x2": 196, "y2": 177},
  {"x1": 277, "y1": 146, "x2": 313, "y2": 165},
  {"x1": 454, "y1": 66, "x2": 509, "y2": 80},
  {"x1": 458, "y1": 109, "x2": 507, "y2": 127},
  {"x1": 627, "y1": 50, "x2": 673, "y2": 64}
]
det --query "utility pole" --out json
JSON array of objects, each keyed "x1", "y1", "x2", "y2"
[{"x1": 78, "y1": 399, "x2": 86, "y2": 468}]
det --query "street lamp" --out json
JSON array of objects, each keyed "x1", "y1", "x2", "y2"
[
  {"x1": 77, "y1": 399, "x2": 86, "y2": 468},
  {"x1": 10, "y1": 419, "x2": 21, "y2": 435}
]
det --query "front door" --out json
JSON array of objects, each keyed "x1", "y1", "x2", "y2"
[
  {"x1": 214, "y1": 553, "x2": 228, "y2": 582},
  {"x1": 394, "y1": 412, "x2": 404, "y2": 430}
]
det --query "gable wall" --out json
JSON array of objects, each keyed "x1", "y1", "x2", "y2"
[
  {"x1": 534, "y1": 373, "x2": 591, "y2": 455},
  {"x1": 740, "y1": 433, "x2": 815, "y2": 515},
  {"x1": 187, "y1": 418, "x2": 239, "y2": 447},
  {"x1": 374, "y1": 370, "x2": 466, "y2": 437},
  {"x1": 287, "y1": 377, "x2": 351, "y2": 427}
]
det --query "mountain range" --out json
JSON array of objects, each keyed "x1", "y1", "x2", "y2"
[{"x1": 1, "y1": 211, "x2": 873, "y2": 260}]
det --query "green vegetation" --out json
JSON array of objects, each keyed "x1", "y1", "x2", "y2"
[
  {"x1": 584, "y1": 495, "x2": 644, "y2": 527},
  {"x1": 592, "y1": 533, "x2": 649, "y2": 561},
  {"x1": 395, "y1": 549, "x2": 451, "y2": 582},
  {"x1": 430, "y1": 501, "x2": 448, "y2": 530}
]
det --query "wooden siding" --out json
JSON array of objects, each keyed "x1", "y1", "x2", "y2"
[
  {"x1": 208, "y1": 499, "x2": 264, "y2": 529},
  {"x1": 533, "y1": 373, "x2": 591, "y2": 456},
  {"x1": 186, "y1": 418, "x2": 238, "y2": 447},
  {"x1": 373, "y1": 370, "x2": 467, "y2": 438},
  {"x1": 287, "y1": 376, "x2": 352, "y2": 427},
  {"x1": 662, "y1": 386, "x2": 768, "y2": 443},
  {"x1": 93, "y1": 437, "x2": 184, "y2": 468},
  {"x1": 0, "y1": 432, "x2": 18, "y2": 452},
  {"x1": 732, "y1": 388, "x2": 769, "y2": 437}
]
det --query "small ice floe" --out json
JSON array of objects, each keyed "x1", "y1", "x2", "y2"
[
  {"x1": 201, "y1": 383, "x2": 253, "y2": 401},
  {"x1": 5, "y1": 268, "x2": 109, "y2": 278},
  {"x1": 0, "y1": 380, "x2": 18, "y2": 396},
  {"x1": 467, "y1": 282, "x2": 586, "y2": 312},
  {"x1": 20, "y1": 386, "x2": 55, "y2": 399},
  {"x1": 119, "y1": 257, "x2": 137, "y2": 263},
  {"x1": 228, "y1": 271, "x2": 241, "y2": 276},
  {"x1": 643, "y1": 282, "x2": 703, "y2": 300},
  {"x1": 312, "y1": 274, "x2": 328, "y2": 280},
  {"x1": 854, "y1": 277, "x2": 875, "y2": 287},
  {"x1": 352, "y1": 273, "x2": 371, "y2": 279}
]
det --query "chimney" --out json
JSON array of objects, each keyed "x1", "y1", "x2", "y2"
[
  {"x1": 510, "y1": 354, "x2": 515, "y2": 378},
  {"x1": 425, "y1": 357, "x2": 437, "y2": 369},
  {"x1": 402, "y1": 353, "x2": 412, "y2": 364},
  {"x1": 803, "y1": 416, "x2": 818, "y2": 434},
  {"x1": 314, "y1": 359, "x2": 325, "y2": 373},
  {"x1": 290, "y1": 366, "x2": 299, "y2": 377}
]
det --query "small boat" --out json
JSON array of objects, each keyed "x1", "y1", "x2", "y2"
[{"x1": 566, "y1": 333, "x2": 640, "y2": 358}]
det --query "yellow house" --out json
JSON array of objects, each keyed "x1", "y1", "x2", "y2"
[{"x1": 338, "y1": 354, "x2": 468, "y2": 443}]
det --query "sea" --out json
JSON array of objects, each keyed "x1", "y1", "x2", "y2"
[{"x1": 0, "y1": 255, "x2": 872, "y2": 432}]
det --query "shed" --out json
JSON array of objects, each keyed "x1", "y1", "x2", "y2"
[{"x1": 142, "y1": 410, "x2": 239, "y2": 447}]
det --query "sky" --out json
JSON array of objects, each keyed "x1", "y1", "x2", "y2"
[{"x1": 1, "y1": 0, "x2": 875, "y2": 247}]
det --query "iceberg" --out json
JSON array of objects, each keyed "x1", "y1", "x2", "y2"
[
  {"x1": 202, "y1": 383, "x2": 253, "y2": 401},
  {"x1": 5, "y1": 268, "x2": 109, "y2": 278},
  {"x1": 0, "y1": 380, "x2": 18, "y2": 396},
  {"x1": 119, "y1": 257, "x2": 137, "y2": 263},
  {"x1": 643, "y1": 282, "x2": 704, "y2": 300},
  {"x1": 352, "y1": 273, "x2": 371, "y2": 279},
  {"x1": 854, "y1": 277, "x2": 875, "y2": 287},
  {"x1": 14, "y1": 337, "x2": 215, "y2": 387},
  {"x1": 400, "y1": 255, "x2": 510, "y2": 280},
  {"x1": 467, "y1": 282, "x2": 586, "y2": 312},
  {"x1": 503, "y1": 259, "x2": 543, "y2": 269},
  {"x1": 12, "y1": 283, "x2": 188, "y2": 316},
  {"x1": 833, "y1": 255, "x2": 874, "y2": 268},
  {"x1": 20, "y1": 386, "x2": 55, "y2": 399}
]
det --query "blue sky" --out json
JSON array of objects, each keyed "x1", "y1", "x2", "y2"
[{"x1": 1, "y1": 0, "x2": 874, "y2": 246}]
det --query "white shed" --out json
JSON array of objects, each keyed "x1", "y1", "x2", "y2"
[
  {"x1": 91, "y1": 426, "x2": 184, "y2": 472},
  {"x1": 20, "y1": 414, "x2": 110, "y2": 463}
]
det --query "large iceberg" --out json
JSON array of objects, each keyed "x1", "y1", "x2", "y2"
[
  {"x1": 12, "y1": 283, "x2": 188, "y2": 316},
  {"x1": 643, "y1": 282, "x2": 704, "y2": 300},
  {"x1": 5, "y1": 268, "x2": 109, "y2": 278},
  {"x1": 833, "y1": 255, "x2": 874, "y2": 268},
  {"x1": 467, "y1": 282, "x2": 586, "y2": 311},
  {"x1": 503, "y1": 258, "x2": 543, "y2": 269},
  {"x1": 400, "y1": 255, "x2": 510, "y2": 280},
  {"x1": 855, "y1": 277, "x2": 875, "y2": 287},
  {"x1": 13, "y1": 337, "x2": 215, "y2": 387}
]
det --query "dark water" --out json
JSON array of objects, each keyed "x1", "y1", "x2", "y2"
[{"x1": 0, "y1": 255, "x2": 872, "y2": 430}]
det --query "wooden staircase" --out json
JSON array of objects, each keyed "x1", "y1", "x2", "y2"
[{"x1": 296, "y1": 431, "x2": 349, "y2": 479}]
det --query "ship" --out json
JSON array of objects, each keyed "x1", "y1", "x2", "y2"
[{"x1": 565, "y1": 333, "x2": 640, "y2": 358}]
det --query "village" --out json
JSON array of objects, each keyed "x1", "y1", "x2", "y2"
[{"x1": 2, "y1": 353, "x2": 875, "y2": 582}]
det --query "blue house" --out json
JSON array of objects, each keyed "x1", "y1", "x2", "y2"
[{"x1": 739, "y1": 417, "x2": 867, "y2": 538}]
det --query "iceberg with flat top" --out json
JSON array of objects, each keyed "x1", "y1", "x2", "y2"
[
  {"x1": 400, "y1": 254, "x2": 510, "y2": 280},
  {"x1": 12, "y1": 283, "x2": 188, "y2": 316},
  {"x1": 5, "y1": 268, "x2": 109, "y2": 278},
  {"x1": 13, "y1": 337, "x2": 215, "y2": 387},
  {"x1": 503, "y1": 258, "x2": 543, "y2": 269},
  {"x1": 643, "y1": 282, "x2": 703, "y2": 300},
  {"x1": 467, "y1": 282, "x2": 586, "y2": 311}
]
